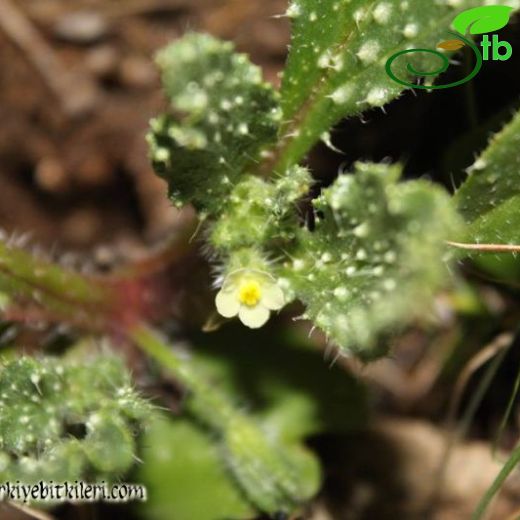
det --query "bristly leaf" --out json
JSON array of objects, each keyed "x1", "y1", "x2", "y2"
[
  {"x1": 0, "y1": 355, "x2": 151, "y2": 483},
  {"x1": 132, "y1": 326, "x2": 320, "y2": 516},
  {"x1": 281, "y1": 163, "x2": 461, "y2": 359},
  {"x1": 455, "y1": 109, "x2": 520, "y2": 244},
  {"x1": 274, "y1": 0, "x2": 518, "y2": 171},
  {"x1": 147, "y1": 33, "x2": 281, "y2": 214},
  {"x1": 210, "y1": 166, "x2": 312, "y2": 252},
  {"x1": 138, "y1": 415, "x2": 255, "y2": 520}
]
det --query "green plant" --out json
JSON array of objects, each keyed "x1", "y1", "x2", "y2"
[
  {"x1": 0, "y1": 0, "x2": 520, "y2": 518},
  {"x1": 0, "y1": 354, "x2": 151, "y2": 484}
]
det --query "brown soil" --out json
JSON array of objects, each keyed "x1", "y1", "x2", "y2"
[{"x1": 0, "y1": 0, "x2": 288, "y2": 252}]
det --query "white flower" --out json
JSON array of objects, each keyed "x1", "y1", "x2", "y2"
[{"x1": 215, "y1": 269, "x2": 285, "y2": 328}]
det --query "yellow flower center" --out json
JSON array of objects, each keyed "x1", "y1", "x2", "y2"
[{"x1": 238, "y1": 280, "x2": 262, "y2": 307}]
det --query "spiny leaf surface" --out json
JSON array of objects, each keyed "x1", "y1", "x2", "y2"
[
  {"x1": 281, "y1": 163, "x2": 461, "y2": 359},
  {"x1": 138, "y1": 415, "x2": 255, "y2": 520},
  {"x1": 0, "y1": 355, "x2": 150, "y2": 482},
  {"x1": 148, "y1": 33, "x2": 281, "y2": 214},
  {"x1": 455, "y1": 109, "x2": 520, "y2": 244},
  {"x1": 276, "y1": 0, "x2": 519, "y2": 170}
]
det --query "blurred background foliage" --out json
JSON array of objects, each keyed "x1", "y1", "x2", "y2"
[{"x1": 1, "y1": 1, "x2": 520, "y2": 519}]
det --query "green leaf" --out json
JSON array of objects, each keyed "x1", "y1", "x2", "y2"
[
  {"x1": 282, "y1": 162, "x2": 461, "y2": 359},
  {"x1": 465, "y1": 195, "x2": 520, "y2": 245},
  {"x1": 133, "y1": 326, "x2": 321, "y2": 516},
  {"x1": 190, "y1": 325, "x2": 368, "y2": 443},
  {"x1": 142, "y1": 328, "x2": 349, "y2": 517},
  {"x1": 138, "y1": 415, "x2": 255, "y2": 520},
  {"x1": 147, "y1": 33, "x2": 281, "y2": 214},
  {"x1": 83, "y1": 413, "x2": 135, "y2": 474},
  {"x1": 455, "y1": 109, "x2": 520, "y2": 243},
  {"x1": 452, "y1": 5, "x2": 514, "y2": 35},
  {"x1": 222, "y1": 414, "x2": 321, "y2": 514},
  {"x1": 274, "y1": 0, "x2": 518, "y2": 171},
  {"x1": 210, "y1": 166, "x2": 312, "y2": 252},
  {"x1": 0, "y1": 354, "x2": 151, "y2": 483}
]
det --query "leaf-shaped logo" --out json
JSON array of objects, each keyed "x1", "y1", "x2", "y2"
[
  {"x1": 452, "y1": 5, "x2": 514, "y2": 35},
  {"x1": 437, "y1": 39, "x2": 466, "y2": 51}
]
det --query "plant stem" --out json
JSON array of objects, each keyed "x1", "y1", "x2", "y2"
[
  {"x1": 472, "y1": 444, "x2": 520, "y2": 520},
  {"x1": 493, "y1": 358, "x2": 520, "y2": 457},
  {"x1": 427, "y1": 333, "x2": 511, "y2": 517},
  {"x1": 131, "y1": 324, "x2": 235, "y2": 429},
  {"x1": 446, "y1": 241, "x2": 520, "y2": 253},
  {"x1": 130, "y1": 324, "x2": 312, "y2": 515},
  {"x1": 0, "y1": 239, "x2": 111, "y2": 328}
]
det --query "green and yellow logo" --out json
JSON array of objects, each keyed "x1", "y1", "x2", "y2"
[{"x1": 386, "y1": 5, "x2": 514, "y2": 90}]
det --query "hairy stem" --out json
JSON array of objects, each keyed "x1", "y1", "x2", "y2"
[
  {"x1": 446, "y1": 241, "x2": 520, "y2": 253},
  {"x1": 0, "y1": 239, "x2": 111, "y2": 328},
  {"x1": 131, "y1": 325, "x2": 235, "y2": 429},
  {"x1": 130, "y1": 325, "x2": 311, "y2": 514}
]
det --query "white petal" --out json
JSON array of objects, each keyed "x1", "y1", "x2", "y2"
[
  {"x1": 215, "y1": 290, "x2": 239, "y2": 318},
  {"x1": 262, "y1": 283, "x2": 285, "y2": 310},
  {"x1": 220, "y1": 277, "x2": 239, "y2": 293},
  {"x1": 238, "y1": 305, "x2": 270, "y2": 329}
]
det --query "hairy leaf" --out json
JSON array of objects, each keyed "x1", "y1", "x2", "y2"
[
  {"x1": 210, "y1": 166, "x2": 311, "y2": 252},
  {"x1": 455, "y1": 109, "x2": 520, "y2": 244},
  {"x1": 190, "y1": 325, "x2": 368, "y2": 442},
  {"x1": 281, "y1": 163, "x2": 461, "y2": 359},
  {"x1": 139, "y1": 413, "x2": 320, "y2": 520},
  {"x1": 465, "y1": 196, "x2": 520, "y2": 246},
  {"x1": 274, "y1": 0, "x2": 518, "y2": 171},
  {"x1": 0, "y1": 355, "x2": 150, "y2": 483},
  {"x1": 133, "y1": 327, "x2": 320, "y2": 516},
  {"x1": 138, "y1": 415, "x2": 255, "y2": 520},
  {"x1": 223, "y1": 414, "x2": 320, "y2": 515},
  {"x1": 148, "y1": 33, "x2": 281, "y2": 214}
]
